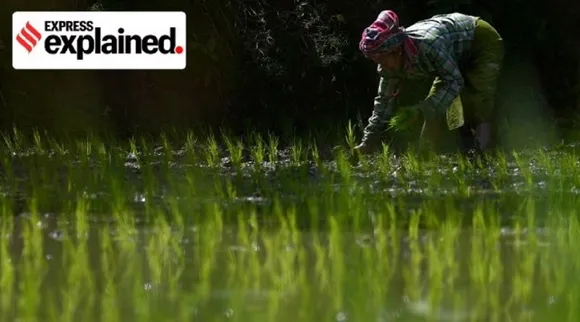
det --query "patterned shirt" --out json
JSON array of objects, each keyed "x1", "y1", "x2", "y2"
[{"x1": 362, "y1": 13, "x2": 477, "y2": 143}]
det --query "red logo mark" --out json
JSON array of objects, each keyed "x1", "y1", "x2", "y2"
[{"x1": 16, "y1": 22, "x2": 42, "y2": 53}]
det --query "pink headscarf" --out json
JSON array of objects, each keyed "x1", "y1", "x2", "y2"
[{"x1": 359, "y1": 10, "x2": 418, "y2": 64}]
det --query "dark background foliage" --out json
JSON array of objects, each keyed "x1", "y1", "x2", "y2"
[{"x1": 0, "y1": 0, "x2": 579, "y2": 141}]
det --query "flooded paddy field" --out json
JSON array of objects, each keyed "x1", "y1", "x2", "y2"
[{"x1": 1, "y1": 130, "x2": 580, "y2": 321}]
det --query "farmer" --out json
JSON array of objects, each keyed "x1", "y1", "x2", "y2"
[{"x1": 354, "y1": 10, "x2": 504, "y2": 154}]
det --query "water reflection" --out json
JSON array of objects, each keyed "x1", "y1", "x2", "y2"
[{"x1": 2, "y1": 212, "x2": 577, "y2": 321}]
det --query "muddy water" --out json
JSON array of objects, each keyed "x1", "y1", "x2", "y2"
[{"x1": 1, "y1": 145, "x2": 580, "y2": 321}]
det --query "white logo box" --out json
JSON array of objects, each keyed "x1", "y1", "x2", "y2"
[{"x1": 12, "y1": 11, "x2": 187, "y2": 70}]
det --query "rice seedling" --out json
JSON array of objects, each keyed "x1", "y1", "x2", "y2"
[
  {"x1": 345, "y1": 120, "x2": 357, "y2": 151},
  {"x1": 289, "y1": 139, "x2": 304, "y2": 167},
  {"x1": 388, "y1": 107, "x2": 419, "y2": 132},
  {"x1": 204, "y1": 134, "x2": 220, "y2": 167},
  {"x1": 223, "y1": 132, "x2": 244, "y2": 170},
  {"x1": 250, "y1": 133, "x2": 266, "y2": 171},
  {"x1": 267, "y1": 133, "x2": 279, "y2": 165}
]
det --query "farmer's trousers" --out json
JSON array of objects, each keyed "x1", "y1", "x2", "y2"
[{"x1": 419, "y1": 18, "x2": 504, "y2": 153}]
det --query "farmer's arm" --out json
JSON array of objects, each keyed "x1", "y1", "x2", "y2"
[
  {"x1": 361, "y1": 76, "x2": 400, "y2": 144},
  {"x1": 419, "y1": 41, "x2": 464, "y2": 118}
]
